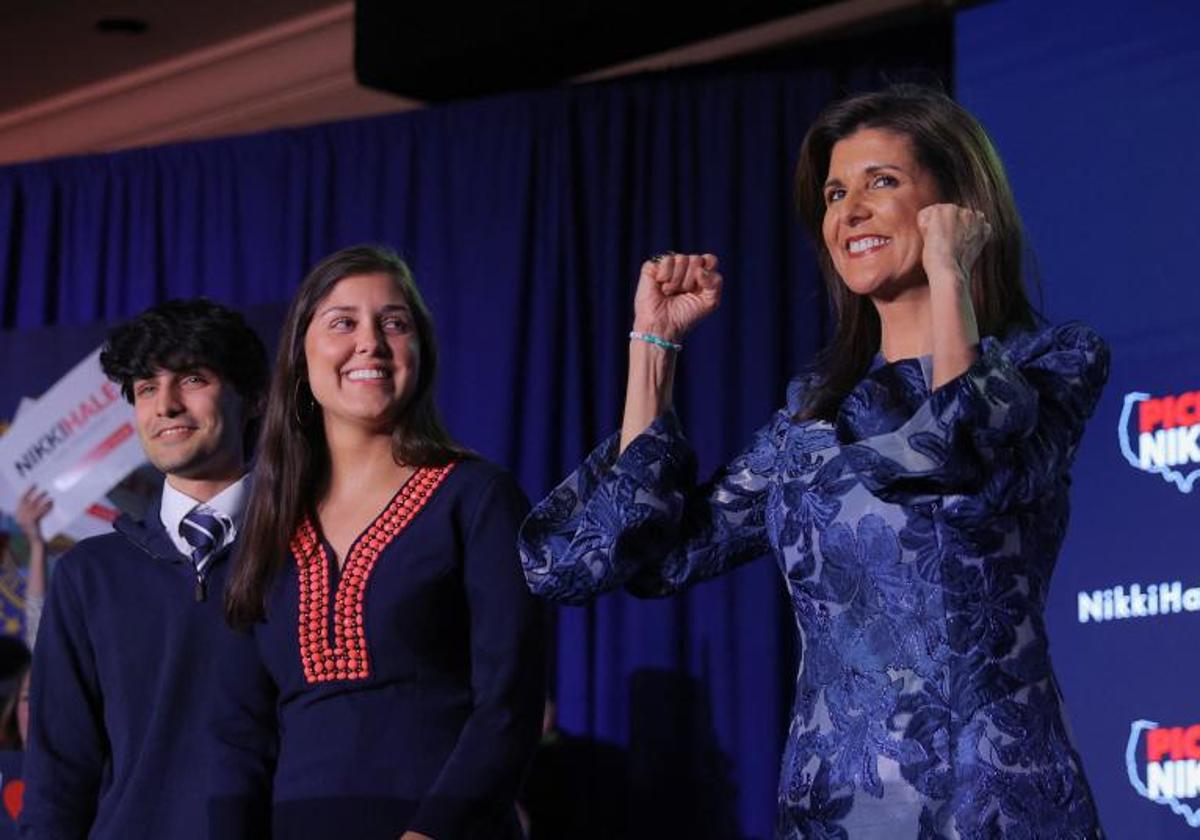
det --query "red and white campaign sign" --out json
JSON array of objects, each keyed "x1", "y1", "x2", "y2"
[
  {"x1": 1127, "y1": 719, "x2": 1200, "y2": 829},
  {"x1": 0, "y1": 348, "x2": 146, "y2": 538},
  {"x1": 1118, "y1": 388, "x2": 1200, "y2": 493}
]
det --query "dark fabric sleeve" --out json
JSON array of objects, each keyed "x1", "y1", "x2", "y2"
[
  {"x1": 841, "y1": 322, "x2": 1110, "y2": 517},
  {"x1": 408, "y1": 472, "x2": 547, "y2": 839},
  {"x1": 20, "y1": 554, "x2": 106, "y2": 840},
  {"x1": 519, "y1": 410, "x2": 780, "y2": 604},
  {"x1": 205, "y1": 624, "x2": 278, "y2": 839}
]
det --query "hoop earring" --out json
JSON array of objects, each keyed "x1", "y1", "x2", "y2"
[{"x1": 294, "y1": 380, "x2": 317, "y2": 427}]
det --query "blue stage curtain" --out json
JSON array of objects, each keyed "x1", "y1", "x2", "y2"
[{"x1": 0, "y1": 26, "x2": 947, "y2": 838}]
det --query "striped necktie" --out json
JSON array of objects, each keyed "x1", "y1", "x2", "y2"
[{"x1": 180, "y1": 506, "x2": 229, "y2": 602}]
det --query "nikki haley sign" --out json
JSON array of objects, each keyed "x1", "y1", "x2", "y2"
[{"x1": 0, "y1": 348, "x2": 145, "y2": 540}]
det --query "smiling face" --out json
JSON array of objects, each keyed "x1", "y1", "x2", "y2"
[
  {"x1": 132, "y1": 366, "x2": 248, "y2": 483},
  {"x1": 821, "y1": 127, "x2": 943, "y2": 300},
  {"x1": 302, "y1": 272, "x2": 421, "y2": 434}
]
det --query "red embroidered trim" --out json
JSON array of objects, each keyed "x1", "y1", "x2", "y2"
[{"x1": 292, "y1": 463, "x2": 455, "y2": 684}]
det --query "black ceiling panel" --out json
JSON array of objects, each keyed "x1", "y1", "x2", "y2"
[{"x1": 355, "y1": 0, "x2": 839, "y2": 101}]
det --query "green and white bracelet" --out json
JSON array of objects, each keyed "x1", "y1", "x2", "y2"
[{"x1": 629, "y1": 331, "x2": 683, "y2": 352}]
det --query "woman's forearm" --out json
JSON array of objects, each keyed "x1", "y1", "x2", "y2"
[
  {"x1": 619, "y1": 252, "x2": 720, "y2": 451},
  {"x1": 619, "y1": 340, "x2": 677, "y2": 453},
  {"x1": 928, "y1": 265, "x2": 980, "y2": 390}
]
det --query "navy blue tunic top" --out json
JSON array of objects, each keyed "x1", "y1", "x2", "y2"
[
  {"x1": 208, "y1": 459, "x2": 545, "y2": 840},
  {"x1": 521, "y1": 324, "x2": 1108, "y2": 839}
]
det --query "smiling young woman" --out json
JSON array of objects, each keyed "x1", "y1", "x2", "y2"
[
  {"x1": 215, "y1": 246, "x2": 545, "y2": 840},
  {"x1": 520, "y1": 86, "x2": 1108, "y2": 838},
  {"x1": 302, "y1": 273, "x2": 422, "y2": 437}
]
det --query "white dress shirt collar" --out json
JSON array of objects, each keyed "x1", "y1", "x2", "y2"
[{"x1": 159, "y1": 474, "x2": 250, "y2": 557}]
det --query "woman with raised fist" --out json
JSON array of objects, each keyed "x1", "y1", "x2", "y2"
[{"x1": 520, "y1": 86, "x2": 1107, "y2": 839}]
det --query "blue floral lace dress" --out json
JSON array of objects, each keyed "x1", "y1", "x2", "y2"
[{"x1": 519, "y1": 323, "x2": 1109, "y2": 839}]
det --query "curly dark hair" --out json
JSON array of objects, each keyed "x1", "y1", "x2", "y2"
[{"x1": 100, "y1": 298, "x2": 269, "y2": 407}]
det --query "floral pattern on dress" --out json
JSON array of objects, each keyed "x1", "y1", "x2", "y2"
[{"x1": 519, "y1": 323, "x2": 1109, "y2": 839}]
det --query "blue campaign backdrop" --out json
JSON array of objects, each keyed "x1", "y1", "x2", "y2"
[
  {"x1": 957, "y1": 1, "x2": 1200, "y2": 836},
  {"x1": 0, "y1": 24, "x2": 948, "y2": 839}
]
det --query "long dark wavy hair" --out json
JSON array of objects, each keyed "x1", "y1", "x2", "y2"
[
  {"x1": 793, "y1": 84, "x2": 1039, "y2": 421},
  {"x1": 226, "y1": 245, "x2": 467, "y2": 626}
]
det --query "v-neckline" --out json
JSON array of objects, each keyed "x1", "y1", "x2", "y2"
[
  {"x1": 316, "y1": 467, "x2": 418, "y2": 572},
  {"x1": 290, "y1": 462, "x2": 456, "y2": 684}
]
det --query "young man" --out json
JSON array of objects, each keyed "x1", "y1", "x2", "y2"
[{"x1": 21, "y1": 300, "x2": 269, "y2": 840}]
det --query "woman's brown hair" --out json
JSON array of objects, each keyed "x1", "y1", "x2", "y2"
[
  {"x1": 226, "y1": 245, "x2": 467, "y2": 627},
  {"x1": 793, "y1": 84, "x2": 1039, "y2": 421}
]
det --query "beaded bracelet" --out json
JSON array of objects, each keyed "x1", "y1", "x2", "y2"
[{"x1": 629, "y1": 330, "x2": 683, "y2": 352}]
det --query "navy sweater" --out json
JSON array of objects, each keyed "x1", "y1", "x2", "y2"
[{"x1": 21, "y1": 497, "x2": 234, "y2": 840}]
